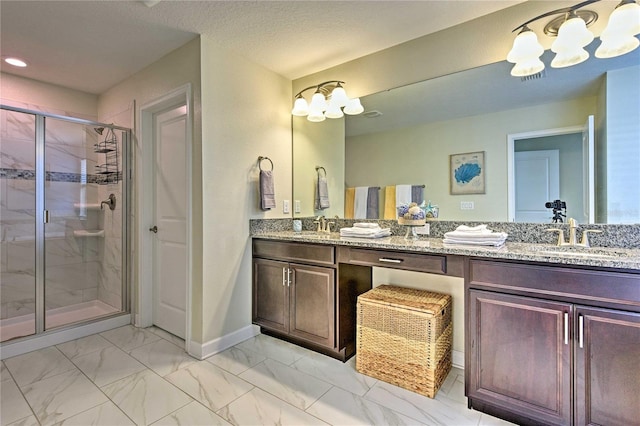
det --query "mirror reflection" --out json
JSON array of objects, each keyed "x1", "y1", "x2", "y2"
[{"x1": 292, "y1": 45, "x2": 639, "y2": 224}]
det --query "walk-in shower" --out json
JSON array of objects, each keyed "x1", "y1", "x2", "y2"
[{"x1": 0, "y1": 105, "x2": 130, "y2": 344}]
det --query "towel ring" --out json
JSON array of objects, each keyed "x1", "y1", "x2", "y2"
[
  {"x1": 258, "y1": 156, "x2": 273, "y2": 171},
  {"x1": 315, "y1": 166, "x2": 326, "y2": 177}
]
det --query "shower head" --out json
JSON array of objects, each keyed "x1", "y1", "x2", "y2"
[{"x1": 94, "y1": 127, "x2": 104, "y2": 135}]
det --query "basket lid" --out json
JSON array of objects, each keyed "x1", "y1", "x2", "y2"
[{"x1": 358, "y1": 285, "x2": 450, "y2": 314}]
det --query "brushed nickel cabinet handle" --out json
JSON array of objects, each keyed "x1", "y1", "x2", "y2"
[
  {"x1": 579, "y1": 315, "x2": 584, "y2": 349},
  {"x1": 564, "y1": 312, "x2": 569, "y2": 345},
  {"x1": 378, "y1": 258, "x2": 403, "y2": 264},
  {"x1": 287, "y1": 268, "x2": 292, "y2": 287},
  {"x1": 282, "y1": 268, "x2": 286, "y2": 287}
]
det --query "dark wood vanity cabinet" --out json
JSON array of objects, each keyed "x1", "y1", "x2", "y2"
[
  {"x1": 252, "y1": 239, "x2": 371, "y2": 360},
  {"x1": 467, "y1": 259, "x2": 640, "y2": 426},
  {"x1": 253, "y1": 257, "x2": 335, "y2": 348},
  {"x1": 468, "y1": 290, "x2": 572, "y2": 425},
  {"x1": 574, "y1": 306, "x2": 640, "y2": 426}
]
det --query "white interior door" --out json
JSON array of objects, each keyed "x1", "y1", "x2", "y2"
[
  {"x1": 582, "y1": 115, "x2": 595, "y2": 224},
  {"x1": 515, "y1": 150, "x2": 560, "y2": 223},
  {"x1": 152, "y1": 105, "x2": 188, "y2": 338}
]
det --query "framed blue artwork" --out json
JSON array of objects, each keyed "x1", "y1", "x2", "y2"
[{"x1": 450, "y1": 151, "x2": 485, "y2": 195}]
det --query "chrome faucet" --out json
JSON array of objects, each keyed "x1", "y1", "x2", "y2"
[{"x1": 547, "y1": 218, "x2": 602, "y2": 247}]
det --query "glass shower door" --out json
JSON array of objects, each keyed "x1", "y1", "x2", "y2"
[
  {"x1": 0, "y1": 109, "x2": 37, "y2": 342},
  {"x1": 43, "y1": 117, "x2": 123, "y2": 330}
]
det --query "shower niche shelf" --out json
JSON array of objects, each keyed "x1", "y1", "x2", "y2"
[
  {"x1": 73, "y1": 230, "x2": 105, "y2": 238},
  {"x1": 93, "y1": 126, "x2": 119, "y2": 185}
]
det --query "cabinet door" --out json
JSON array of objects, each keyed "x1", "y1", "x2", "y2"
[
  {"x1": 468, "y1": 290, "x2": 571, "y2": 425},
  {"x1": 253, "y1": 258, "x2": 289, "y2": 333},
  {"x1": 575, "y1": 306, "x2": 640, "y2": 426},
  {"x1": 289, "y1": 263, "x2": 335, "y2": 348}
]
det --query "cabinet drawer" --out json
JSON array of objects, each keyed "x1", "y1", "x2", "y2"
[
  {"x1": 337, "y1": 247, "x2": 446, "y2": 274},
  {"x1": 469, "y1": 259, "x2": 640, "y2": 310},
  {"x1": 253, "y1": 239, "x2": 335, "y2": 266}
]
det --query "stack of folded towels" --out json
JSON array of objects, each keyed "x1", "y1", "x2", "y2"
[
  {"x1": 340, "y1": 222, "x2": 391, "y2": 239},
  {"x1": 443, "y1": 225, "x2": 508, "y2": 247}
]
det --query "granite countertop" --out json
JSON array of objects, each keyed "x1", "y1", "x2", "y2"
[{"x1": 251, "y1": 231, "x2": 640, "y2": 271}]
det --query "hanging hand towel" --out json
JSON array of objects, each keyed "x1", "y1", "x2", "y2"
[
  {"x1": 345, "y1": 187, "x2": 355, "y2": 219},
  {"x1": 366, "y1": 187, "x2": 379, "y2": 219},
  {"x1": 354, "y1": 187, "x2": 368, "y2": 219},
  {"x1": 260, "y1": 170, "x2": 276, "y2": 210},
  {"x1": 411, "y1": 185, "x2": 424, "y2": 204},
  {"x1": 395, "y1": 185, "x2": 412, "y2": 217},
  {"x1": 315, "y1": 177, "x2": 330, "y2": 210},
  {"x1": 383, "y1": 186, "x2": 396, "y2": 219}
]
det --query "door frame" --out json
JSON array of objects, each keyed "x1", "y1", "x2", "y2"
[
  {"x1": 507, "y1": 125, "x2": 582, "y2": 222},
  {"x1": 137, "y1": 84, "x2": 193, "y2": 352}
]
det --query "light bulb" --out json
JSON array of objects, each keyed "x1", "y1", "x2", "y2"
[
  {"x1": 596, "y1": 1, "x2": 640, "y2": 58},
  {"x1": 307, "y1": 108, "x2": 326, "y2": 122}
]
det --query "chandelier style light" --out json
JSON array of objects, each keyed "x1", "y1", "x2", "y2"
[
  {"x1": 291, "y1": 80, "x2": 364, "y2": 122},
  {"x1": 507, "y1": 0, "x2": 640, "y2": 77}
]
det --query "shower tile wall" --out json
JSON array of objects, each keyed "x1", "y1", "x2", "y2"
[
  {"x1": 1, "y1": 109, "x2": 37, "y2": 322},
  {"x1": 1, "y1": 106, "x2": 125, "y2": 332}
]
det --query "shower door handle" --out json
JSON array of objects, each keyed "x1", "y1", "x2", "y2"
[{"x1": 149, "y1": 226, "x2": 158, "y2": 233}]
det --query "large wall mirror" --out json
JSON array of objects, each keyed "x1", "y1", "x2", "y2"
[{"x1": 292, "y1": 43, "x2": 640, "y2": 224}]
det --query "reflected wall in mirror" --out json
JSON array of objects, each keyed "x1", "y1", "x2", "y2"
[{"x1": 292, "y1": 45, "x2": 640, "y2": 224}]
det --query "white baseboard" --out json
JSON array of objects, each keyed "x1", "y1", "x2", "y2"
[
  {"x1": 189, "y1": 324, "x2": 260, "y2": 360},
  {"x1": 452, "y1": 350, "x2": 465, "y2": 370},
  {"x1": 1, "y1": 314, "x2": 131, "y2": 360}
]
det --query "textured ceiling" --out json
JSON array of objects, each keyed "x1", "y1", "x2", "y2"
[{"x1": 0, "y1": 0, "x2": 522, "y2": 94}]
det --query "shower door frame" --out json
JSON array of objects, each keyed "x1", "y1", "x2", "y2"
[{"x1": 1, "y1": 104, "x2": 132, "y2": 343}]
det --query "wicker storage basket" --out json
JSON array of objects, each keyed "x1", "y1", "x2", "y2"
[{"x1": 356, "y1": 285, "x2": 452, "y2": 398}]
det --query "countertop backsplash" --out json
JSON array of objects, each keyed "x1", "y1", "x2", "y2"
[{"x1": 250, "y1": 218, "x2": 640, "y2": 249}]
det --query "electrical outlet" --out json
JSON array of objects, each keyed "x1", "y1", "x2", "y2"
[
  {"x1": 460, "y1": 201, "x2": 475, "y2": 210},
  {"x1": 294, "y1": 200, "x2": 301, "y2": 213},
  {"x1": 414, "y1": 223, "x2": 430, "y2": 235},
  {"x1": 283, "y1": 200, "x2": 290, "y2": 214}
]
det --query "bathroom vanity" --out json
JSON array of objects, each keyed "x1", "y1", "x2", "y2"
[{"x1": 251, "y1": 229, "x2": 640, "y2": 426}]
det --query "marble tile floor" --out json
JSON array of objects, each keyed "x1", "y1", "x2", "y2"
[{"x1": 1, "y1": 326, "x2": 515, "y2": 426}]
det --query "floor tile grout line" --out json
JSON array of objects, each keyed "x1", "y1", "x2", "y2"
[{"x1": 53, "y1": 341, "x2": 139, "y2": 426}]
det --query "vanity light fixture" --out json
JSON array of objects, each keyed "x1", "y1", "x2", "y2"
[
  {"x1": 507, "y1": 0, "x2": 640, "y2": 76},
  {"x1": 291, "y1": 80, "x2": 364, "y2": 122}
]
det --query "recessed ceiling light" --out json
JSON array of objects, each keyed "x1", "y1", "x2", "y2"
[{"x1": 4, "y1": 57, "x2": 28, "y2": 67}]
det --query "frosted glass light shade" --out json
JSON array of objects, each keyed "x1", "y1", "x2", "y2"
[
  {"x1": 552, "y1": 16, "x2": 594, "y2": 53},
  {"x1": 343, "y1": 98, "x2": 364, "y2": 115},
  {"x1": 507, "y1": 30, "x2": 544, "y2": 63},
  {"x1": 307, "y1": 108, "x2": 326, "y2": 122},
  {"x1": 510, "y1": 57, "x2": 545, "y2": 76},
  {"x1": 324, "y1": 100, "x2": 344, "y2": 119},
  {"x1": 330, "y1": 85, "x2": 349, "y2": 107},
  {"x1": 291, "y1": 97, "x2": 309, "y2": 116},
  {"x1": 551, "y1": 47, "x2": 589, "y2": 68},
  {"x1": 309, "y1": 92, "x2": 327, "y2": 112},
  {"x1": 596, "y1": 35, "x2": 640, "y2": 58},
  {"x1": 596, "y1": 2, "x2": 640, "y2": 58}
]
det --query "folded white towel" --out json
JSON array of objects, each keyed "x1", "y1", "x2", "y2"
[
  {"x1": 444, "y1": 230, "x2": 507, "y2": 240},
  {"x1": 456, "y1": 224, "x2": 489, "y2": 233},
  {"x1": 353, "y1": 222, "x2": 381, "y2": 229},
  {"x1": 340, "y1": 227, "x2": 391, "y2": 238},
  {"x1": 443, "y1": 240, "x2": 506, "y2": 248}
]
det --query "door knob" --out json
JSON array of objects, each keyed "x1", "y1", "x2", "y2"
[{"x1": 149, "y1": 226, "x2": 158, "y2": 233}]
